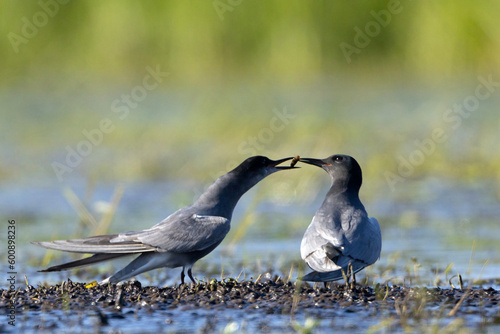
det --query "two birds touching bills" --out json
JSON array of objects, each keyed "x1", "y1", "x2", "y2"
[{"x1": 33, "y1": 155, "x2": 382, "y2": 286}]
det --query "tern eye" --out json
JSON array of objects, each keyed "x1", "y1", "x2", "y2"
[{"x1": 334, "y1": 156, "x2": 343, "y2": 162}]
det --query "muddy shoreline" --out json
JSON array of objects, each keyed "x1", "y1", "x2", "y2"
[{"x1": 1, "y1": 278, "x2": 499, "y2": 332}]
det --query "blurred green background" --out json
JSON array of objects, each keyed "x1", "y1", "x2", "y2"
[
  {"x1": 1, "y1": 0, "x2": 499, "y2": 188},
  {"x1": 1, "y1": 0, "x2": 500, "y2": 285}
]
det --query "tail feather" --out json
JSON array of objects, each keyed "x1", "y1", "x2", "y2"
[
  {"x1": 39, "y1": 253, "x2": 130, "y2": 272},
  {"x1": 301, "y1": 269, "x2": 344, "y2": 282},
  {"x1": 301, "y1": 262, "x2": 367, "y2": 282}
]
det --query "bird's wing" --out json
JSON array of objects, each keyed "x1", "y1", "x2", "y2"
[
  {"x1": 342, "y1": 216, "x2": 382, "y2": 266},
  {"x1": 301, "y1": 213, "x2": 381, "y2": 273},
  {"x1": 31, "y1": 234, "x2": 157, "y2": 254},
  {"x1": 300, "y1": 215, "x2": 345, "y2": 272},
  {"x1": 39, "y1": 253, "x2": 130, "y2": 272},
  {"x1": 33, "y1": 211, "x2": 230, "y2": 256},
  {"x1": 300, "y1": 213, "x2": 342, "y2": 258},
  {"x1": 114, "y1": 214, "x2": 231, "y2": 254}
]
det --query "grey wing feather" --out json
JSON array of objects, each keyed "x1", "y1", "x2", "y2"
[
  {"x1": 39, "y1": 253, "x2": 129, "y2": 272},
  {"x1": 31, "y1": 234, "x2": 157, "y2": 254},
  {"x1": 113, "y1": 214, "x2": 231, "y2": 253},
  {"x1": 342, "y1": 217, "x2": 382, "y2": 266},
  {"x1": 33, "y1": 211, "x2": 230, "y2": 255},
  {"x1": 300, "y1": 214, "x2": 344, "y2": 272},
  {"x1": 301, "y1": 215, "x2": 381, "y2": 273}
]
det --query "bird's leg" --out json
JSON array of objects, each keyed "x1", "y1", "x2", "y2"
[
  {"x1": 180, "y1": 267, "x2": 186, "y2": 285},
  {"x1": 187, "y1": 268, "x2": 196, "y2": 285},
  {"x1": 350, "y1": 264, "x2": 356, "y2": 290},
  {"x1": 340, "y1": 267, "x2": 350, "y2": 290}
]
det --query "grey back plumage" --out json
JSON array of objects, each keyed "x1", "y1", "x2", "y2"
[{"x1": 111, "y1": 208, "x2": 231, "y2": 254}]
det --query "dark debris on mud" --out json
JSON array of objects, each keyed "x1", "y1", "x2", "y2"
[{"x1": 2, "y1": 278, "x2": 499, "y2": 318}]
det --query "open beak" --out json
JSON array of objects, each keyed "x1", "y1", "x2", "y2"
[
  {"x1": 299, "y1": 157, "x2": 330, "y2": 167},
  {"x1": 269, "y1": 157, "x2": 299, "y2": 170}
]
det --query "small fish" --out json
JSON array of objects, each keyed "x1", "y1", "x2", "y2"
[{"x1": 290, "y1": 155, "x2": 300, "y2": 167}]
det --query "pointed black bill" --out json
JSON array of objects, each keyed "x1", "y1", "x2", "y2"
[{"x1": 298, "y1": 157, "x2": 330, "y2": 167}]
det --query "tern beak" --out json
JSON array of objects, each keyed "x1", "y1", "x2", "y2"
[
  {"x1": 298, "y1": 158, "x2": 331, "y2": 167},
  {"x1": 270, "y1": 157, "x2": 299, "y2": 170}
]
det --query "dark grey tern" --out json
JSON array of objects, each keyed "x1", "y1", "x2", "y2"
[
  {"x1": 33, "y1": 156, "x2": 297, "y2": 285},
  {"x1": 298, "y1": 154, "x2": 381, "y2": 283}
]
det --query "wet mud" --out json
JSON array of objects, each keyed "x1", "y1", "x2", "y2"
[{"x1": 1, "y1": 277, "x2": 499, "y2": 332}]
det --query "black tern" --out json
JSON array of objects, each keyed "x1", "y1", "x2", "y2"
[
  {"x1": 298, "y1": 154, "x2": 381, "y2": 283},
  {"x1": 33, "y1": 156, "x2": 297, "y2": 285}
]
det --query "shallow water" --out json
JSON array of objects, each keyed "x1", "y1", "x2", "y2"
[
  {"x1": 2, "y1": 176, "x2": 500, "y2": 283},
  {"x1": 1, "y1": 175, "x2": 500, "y2": 333}
]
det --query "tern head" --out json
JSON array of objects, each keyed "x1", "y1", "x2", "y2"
[
  {"x1": 299, "y1": 154, "x2": 362, "y2": 192},
  {"x1": 235, "y1": 156, "x2": 298, "y2": 178},
  {"x1": 194, "y1": 156, "x2": 298, "y2": 214}
]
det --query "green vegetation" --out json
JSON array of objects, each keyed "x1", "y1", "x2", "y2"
[
  {"x1": 1, "y1": 1, "x2": 499, "y2": 189},
  {"x1": 1, "y1": 1, "x2": 499, "y2": 84}
]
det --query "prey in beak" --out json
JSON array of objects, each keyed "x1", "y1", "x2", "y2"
[{"x1": 269, "y1": 157, "x2": 300, "y2": 170}]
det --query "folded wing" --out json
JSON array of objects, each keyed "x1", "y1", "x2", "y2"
[
  {"x1": 33, "y1": 213, "x2": 231, "y2": 257},
  {"x1": 31, "y1": 234, "x2": 156, "y2": 254}
]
